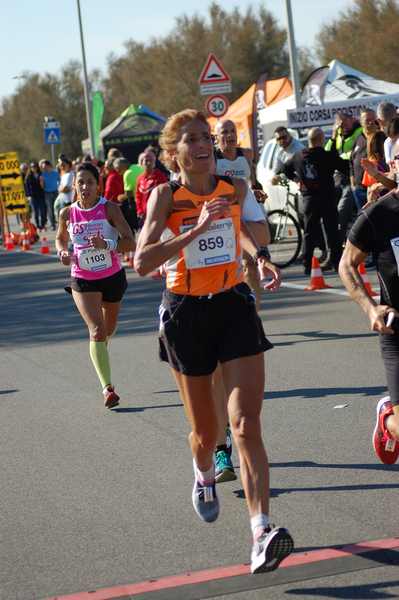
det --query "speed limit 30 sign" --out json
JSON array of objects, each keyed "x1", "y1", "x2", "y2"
[{"x1": 205, "y1": 94, "x2": 229, "y2": 118}]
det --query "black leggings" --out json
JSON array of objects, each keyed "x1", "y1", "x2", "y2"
[
  {"x1": 120, "y1": 199, "x2": 138, "y2": 233},
  {"x1": 380, "y1": 333, "x2": 399, "y2": 406}
]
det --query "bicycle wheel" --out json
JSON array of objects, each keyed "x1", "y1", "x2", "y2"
[{"x1": 267, "y1": 209, "x2": 302, "y2": 268}]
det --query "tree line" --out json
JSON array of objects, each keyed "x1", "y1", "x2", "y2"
[{"x1": 0, "y1": 0, "x2": 398, "y2": 161}]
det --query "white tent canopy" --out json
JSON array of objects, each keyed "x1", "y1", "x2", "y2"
[
  {"x1": 258, "y1": 94, "x2": 296, "y2": 140},
  {"x1": 302, "y1": 59, "x2": 399, "y2": 105},
  {"x1": 259, "y1": 60, "x2": 399, "y2": 136}
]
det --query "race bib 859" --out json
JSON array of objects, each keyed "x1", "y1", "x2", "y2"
[{"x1": 180, "y1": 218, "x2": 236, "y2": 270}]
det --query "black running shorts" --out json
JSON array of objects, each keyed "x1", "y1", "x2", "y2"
[
  {"x1": 159, "y1": 282, "x2": 273, "y2": 376},
  {"x1": 67, "y1": 268, "x2": 128, "y2": 303}
]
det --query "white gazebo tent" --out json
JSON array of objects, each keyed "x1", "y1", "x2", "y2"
[{"x1": 259, "y1": 60, "x2": 399, "y2": 138}]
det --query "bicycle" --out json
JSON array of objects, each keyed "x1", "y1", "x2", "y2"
[{"x1": 266, "y1": 178, "x2": 303, "y2": 268}]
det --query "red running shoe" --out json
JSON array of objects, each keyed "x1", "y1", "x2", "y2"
[
  {"x1": 103, "y1": 386, "x2": 120, "y2": 409},
  {"x1": 372, "y1": 397, "x2": 399, "y2": 464}
]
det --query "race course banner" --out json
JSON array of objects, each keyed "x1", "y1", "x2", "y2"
[
  {"x1": 0, "y1": 151, "x2": 28, "y2": 214},
  {"x1": 287, "y1": 93, "x2": 399, "y2": 129}
]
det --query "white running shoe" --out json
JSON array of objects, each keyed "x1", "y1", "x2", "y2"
[
  {"x1": 191, "y1": 461, "x2": 219, "y2": 523},
  {"x1": 251, "y1": 526, "x2": 294, "y2": 574}
]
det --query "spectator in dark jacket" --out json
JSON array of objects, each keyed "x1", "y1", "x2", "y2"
[
  {"x1": 25, "y1": 162, "x2": 46, "y2": 230},
  {"x1": 280, "y1": 127, "x2": 349, "y2": 274}
]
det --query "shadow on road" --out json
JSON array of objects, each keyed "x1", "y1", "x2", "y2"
[
  {"x1": 270, "y1": 482, "x2": 399, "y2": 497},
  {"x1": 273, "y1": 329, "x2": 376, "y2": 347},
  {"x1": 264, "y1": 386, "x2": 386, "y2": 400},
  {"x1": 234, "y1": 481, "x2": 399, "y2": 501},
  {"x1": 111, "y1": 402, "x2": 182, "y2": 413},
  {"x1": 287, "y1": 575, "x2": 399, "y2": 598},
  {"x1": 270, "y1": 460, "x2": 399, "y2": 473}
]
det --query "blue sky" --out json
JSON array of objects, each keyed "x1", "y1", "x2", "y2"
[{"x1": 2, "y1": 0, "x2": 352, "y2": 100}]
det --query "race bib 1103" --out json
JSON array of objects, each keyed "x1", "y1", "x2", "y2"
[{"x1": 77, "y1": 247, "x2": 112, "y2": 272}]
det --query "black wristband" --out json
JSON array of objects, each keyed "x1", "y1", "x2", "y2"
[{"x1": 255, "y1": 246, "x2": 271, "y2": 261}]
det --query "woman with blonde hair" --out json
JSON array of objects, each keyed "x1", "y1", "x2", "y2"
[{"x1": 135, "y1": 109, "x2": 293, "y2": 574}]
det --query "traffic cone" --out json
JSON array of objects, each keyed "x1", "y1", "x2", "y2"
[
  {"x1": 150, "y1": 270, "x2": 163, "y2": 280},
  {"x1": 10, "y1": 231, "x2": 20, "y2": 246},
  {"x1": 358, "y1": 262, "x2": 378, "y2": 297},
  {"x1": 40, "y1": 236, "x2": 50, "y2": 254},
  {"x1": 21, "y1": 231, "x2": 31, "y2": 251},
  {"x1": 305, "y1": 256, "x2": 332, "y2": 291},
  {"x1": 4, "y1": 233, "x2": 15, "y2": 250},
  {"x1": 125, "y1": 251, "x2": 135, "y2": 268}
]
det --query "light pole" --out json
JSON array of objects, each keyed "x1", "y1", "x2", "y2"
[
  {"x1": 76, "y1": 0, "x2": 95, "y2": 157},
  {"x1": 284, "y1": 0, "x2": 302, "y2": 109}
]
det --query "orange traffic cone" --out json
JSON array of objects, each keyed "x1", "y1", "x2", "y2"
[
  {"x1": 40, "y1": 236, "x2": 50, "y2": 254},
  {"x1": 4, "y1": 233, "x2": 15, "y2": 250},
  {"x1": 125, "y1": 251, "x2": 135, "y2": 268},
  {"x1": 21, "y1": 231, "x2": 31, "y2": 251},
  {"x1": 358, "y1": 262, "x2": 378, "y2": 297},
  {"x1": 10, "y1": 231, "x2": 20, "y2": 246},
  {"x1": 305, "y1": 256, "x2": 332, "y2": 291},
  {"x1": 150, "y1": 269, "x2": 163, "y2": 280}
]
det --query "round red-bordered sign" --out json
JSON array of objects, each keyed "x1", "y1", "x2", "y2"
[{"x1": 205, "y1": 94, "x2": 229, "y2": 118}]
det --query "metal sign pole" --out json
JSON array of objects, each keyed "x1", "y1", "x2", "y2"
[
  {"x1": 76, "y1": 0, "x2": 95, "y2": 158},
  {"x1": 51, "y1": 144, "x2": 55, "y2": 166},
  {"x1": 284, "y1": 0, "x2": 302, "y2": 109}
]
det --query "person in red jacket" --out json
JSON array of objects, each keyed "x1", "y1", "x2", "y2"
[
  {"x1": 135, "y1": 150, "x2": 168, "y2": 227},
  {"x1": 104, "y1": 159, "x2": 124, "y2": 203}
]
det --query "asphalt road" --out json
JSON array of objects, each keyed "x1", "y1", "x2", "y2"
[{"x1": 1, "y1": 245, "x2": 398, "y2": 600}]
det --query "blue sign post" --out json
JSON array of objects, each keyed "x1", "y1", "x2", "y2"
[
  {"x1": 44, "y1": 123, "x2": 61, "y2": 145},
  {"x1": 43, "y1": 119, "x2": 61, "y2": 165}
]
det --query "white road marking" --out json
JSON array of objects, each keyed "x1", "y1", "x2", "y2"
[{"x1": 282, "y1": 281, "x2": 349, "y2": 296}]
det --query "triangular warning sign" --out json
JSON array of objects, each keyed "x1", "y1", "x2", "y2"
[
  {"x1": 199, "y1": 53, "x2": 231, "y2": 85},
  {"x1": 47, "y1": 131, "x2": 59, "y2": 143}
]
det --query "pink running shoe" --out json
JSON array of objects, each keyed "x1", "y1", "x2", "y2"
[
  {"x1": 372, "y1": 397, "x2": 399, "y2": 464},
  {"x1": 103, "y1": 386, "x2": 120, "y2": 409}
]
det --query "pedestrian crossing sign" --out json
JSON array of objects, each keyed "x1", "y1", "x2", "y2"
[{"x1": 44, "y1": 124, "x2": 61, "y2": 145}]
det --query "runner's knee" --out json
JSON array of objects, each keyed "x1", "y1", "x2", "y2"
[
  {"x1": 230, "y1": 413, "x2": 261, "y2": 444},
  {"x1": 89, "y1": 324, "x2": 107, "y2": 341}
]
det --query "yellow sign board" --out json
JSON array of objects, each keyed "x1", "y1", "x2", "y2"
[{"x1": 0, "y1": 151, "x2": 28, "y2": 214}]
